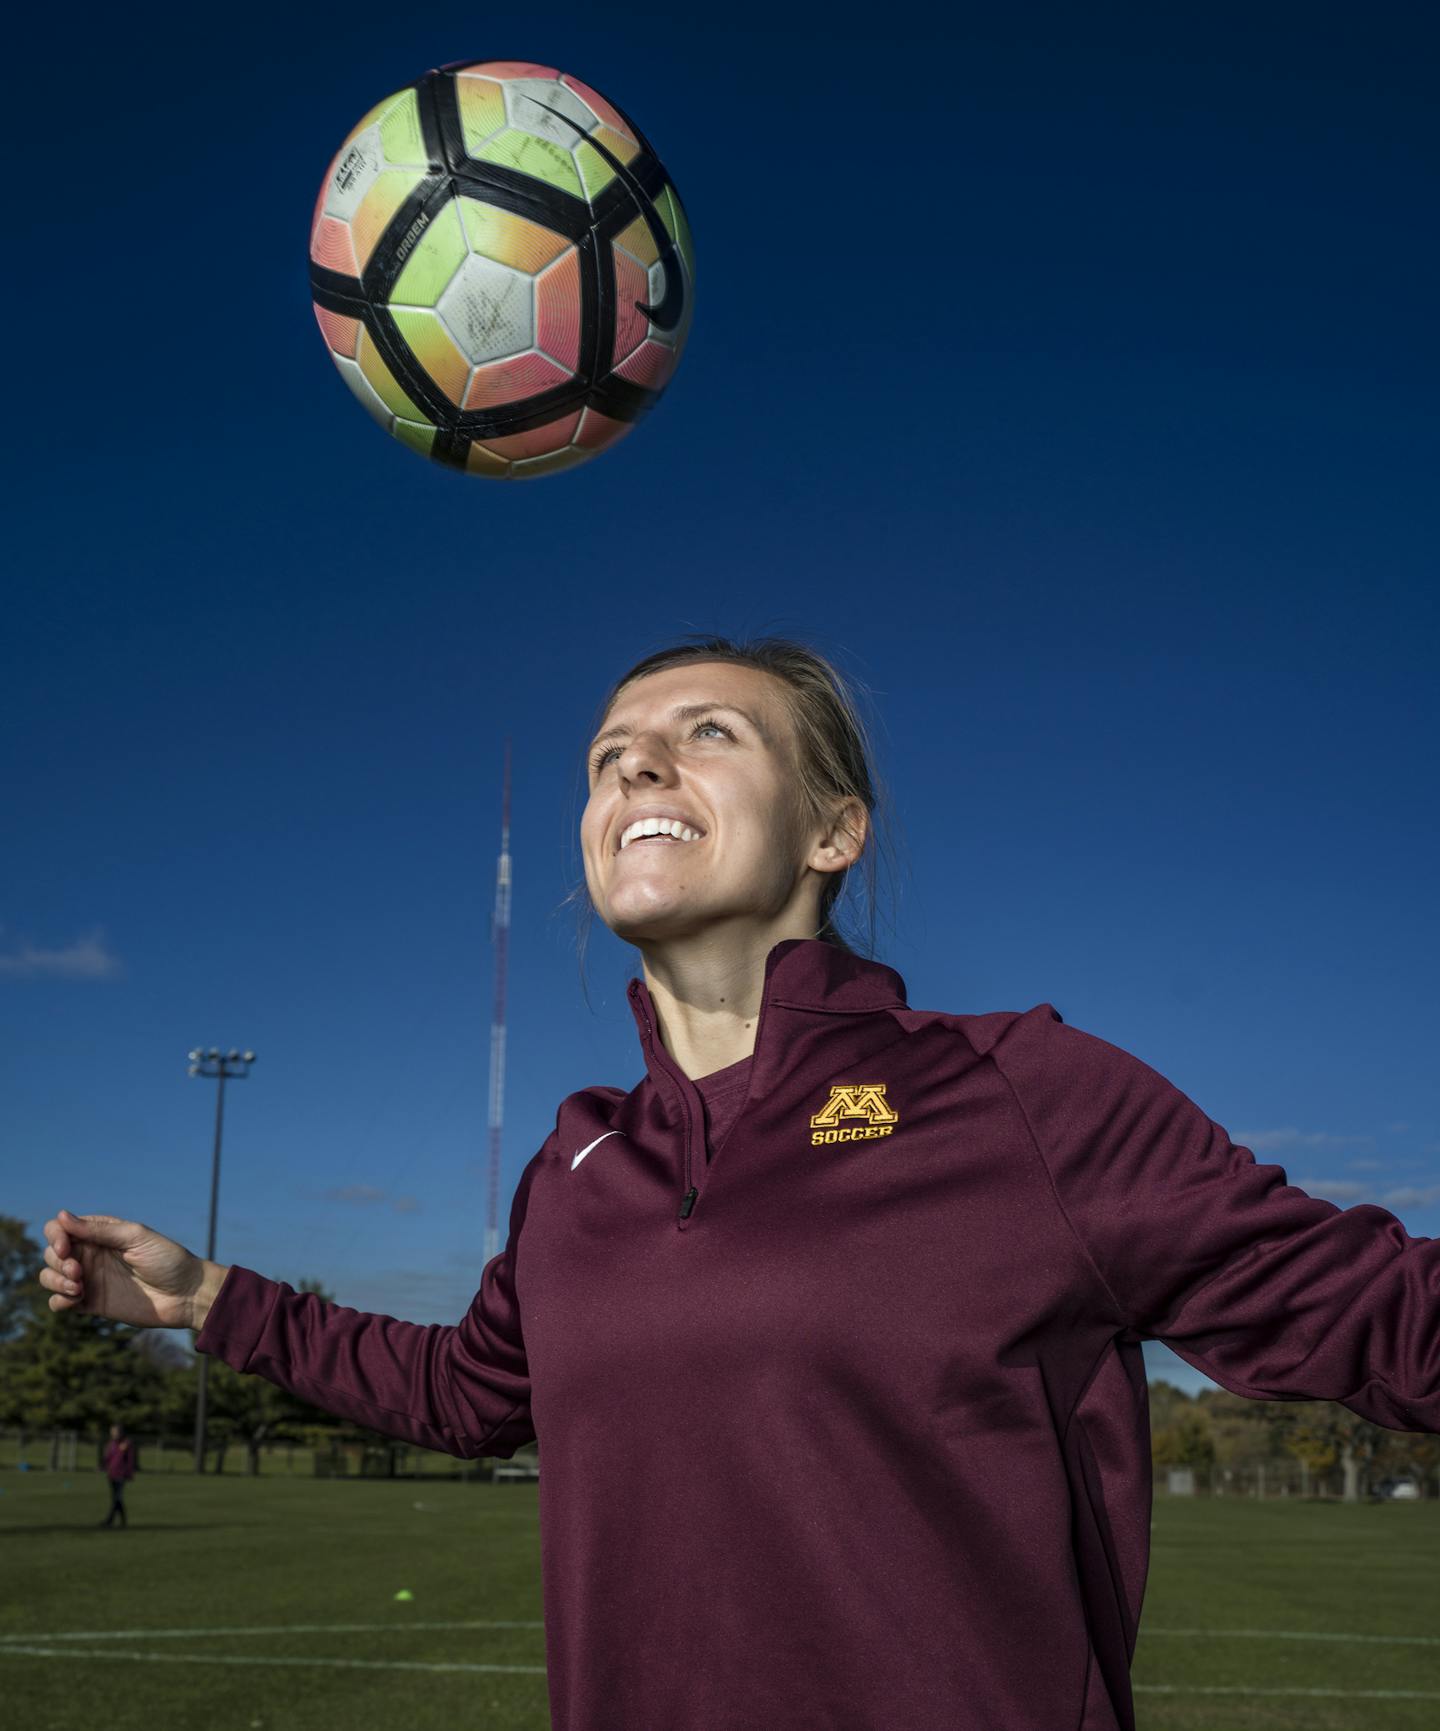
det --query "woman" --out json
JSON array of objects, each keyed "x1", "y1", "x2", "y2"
[
  {"x1": 39, "y1": 637, "x2": 1440, "y2": 1730},
  {"x1": 100, "y1": 1422, "x2": 134, "y2": 1528}
]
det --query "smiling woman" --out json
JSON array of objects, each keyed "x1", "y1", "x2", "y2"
[
  {"x1": 36, "y1": 636, "x2": 1440, "y2": 1731},
  {"x1": 575, "y1": 637, "x2": 888, "y2": 1077}
]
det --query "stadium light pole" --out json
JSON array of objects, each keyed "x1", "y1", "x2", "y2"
[{"x1": 187, "y1": 1047, "x2": 256, "y2": 1473}]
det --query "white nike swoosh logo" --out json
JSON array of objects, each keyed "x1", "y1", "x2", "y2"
[{"x1": 571, "y1": 1130, "x2": 622, "y2": 1171}]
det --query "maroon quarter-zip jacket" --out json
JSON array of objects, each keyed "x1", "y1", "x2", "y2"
[{"x1": 196, "y1": 939, "x2": 1440, "y2": 1730}]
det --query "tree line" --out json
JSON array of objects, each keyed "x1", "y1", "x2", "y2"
[
  {"x1": 1147, "y1": 1373, "x2": 1440, "y2": 1500},
  {"x1": 4, "y1": 1214, "x2": 1437, "y2": 1494},
  {"x1": 0, "y1": 1214, "x2": 369, "y2": 1473}
]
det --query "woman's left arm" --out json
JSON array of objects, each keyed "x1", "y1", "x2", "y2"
[{"x1": 989, "y1": 1005, "x2": 1440, "y2": 1433}]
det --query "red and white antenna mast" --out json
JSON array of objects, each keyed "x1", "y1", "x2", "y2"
[{"x1": 485, "y1": 740, "x2": 512, "y2": 1265}]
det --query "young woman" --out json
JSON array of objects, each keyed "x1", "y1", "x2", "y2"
[
  {"x1": 40, "y1": 637, "x2": 1440, "y2": 1731},
  {"x1": 100, "y1": 1422, "x2": 135, "y2": 1529}
]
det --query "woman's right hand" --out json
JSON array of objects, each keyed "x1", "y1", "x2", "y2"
[{"x1": 39, "y1": 1210, "x2": 228, "y2": 1332}]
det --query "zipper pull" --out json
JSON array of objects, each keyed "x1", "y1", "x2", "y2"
[{"x1": 678, "y1": 1186, "x2": 698, "y2": 1220}]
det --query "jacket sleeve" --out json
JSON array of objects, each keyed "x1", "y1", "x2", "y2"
[
  {"x1": 194, "y1": 1158, "x2": 540, "y2": 1458},
  {"x1": 989, "y1": 1005, "x2": 1440, "y2": 1433}
]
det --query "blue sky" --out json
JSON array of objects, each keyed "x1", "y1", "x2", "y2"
[{"x1": 5, "y1": 4, "x2": 1435, "y2": 1399}]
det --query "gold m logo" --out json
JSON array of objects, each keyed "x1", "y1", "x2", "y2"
[{"x1": 810, "y1": 1084, "x2": 899, "y2": 1129}]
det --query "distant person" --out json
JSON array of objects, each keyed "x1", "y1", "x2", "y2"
[
  {"x1": 100, "y1": 1423, "x2": 134, "y2": 1529},
  {"x1": 36, "y1": 637, "x2": 1440, "y2": 1729}
]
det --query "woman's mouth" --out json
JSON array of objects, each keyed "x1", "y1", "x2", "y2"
[{"x1": 618, "y1": 817, "x2": 705, "y2": 851}]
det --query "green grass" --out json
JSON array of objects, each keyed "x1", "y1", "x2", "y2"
[
  {"x1": 0, "y1": 1433, "x2": 483, "y2": 1477},
  {"x1": 0, "y1": 1473, "x2": 1435, "y2": 1729},
  {"x1": 1134, "y1": 1497, "x2": 1440, "y2": 1729},
  {"x1": 0, "y1": 1472, "x2": 545, "y2": 1731}
]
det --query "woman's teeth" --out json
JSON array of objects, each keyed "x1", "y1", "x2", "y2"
[{"x1": 620, "y1": 817, "x2": 702, "y2": 850}]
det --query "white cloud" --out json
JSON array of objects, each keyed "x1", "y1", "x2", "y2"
[
  {"x1": 0, "y1": 927, "x2": 123, "y2": 981},
  {"x1": 1379, "y1": 1183, "x2": 1440, "y2": 1210},
  {"x1": 1236, "y1": 1127, "x2": 1376, "y2": 1153},
  {"x1": 1241, "y1": 1127, "x2": 1438, "y2": 1215},
  {"x1": 1294, "y1": 1176, "x2": 1372, "y2": 1201},
  {"x1": 1294, "y1": 1175, "x2": 1440, "y2": 1211},
  {"x1": 317, "y1": 1184, "x2": 421, "y2": 1215},
  {"x1": 322, "y1": 1184, "x2": 387, "y2": 1204}
]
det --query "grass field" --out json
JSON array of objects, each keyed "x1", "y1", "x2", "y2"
[{"x1": 0, "y1": 1473, "x2": 1435, "y2": 1729}]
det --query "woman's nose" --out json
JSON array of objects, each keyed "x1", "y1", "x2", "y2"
[{"x1": 619, "y1": 734, "x2": 677, "y2": 785}]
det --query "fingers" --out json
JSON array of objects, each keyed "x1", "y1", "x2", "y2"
[
  {"x1": 38, "y1": 1265, "x2": 83, "y2": 1308},
  {"x1": 43, "y1": 1244, "x2": 83, "y2": 1281},
  {"x1": 57, "y1": 1209, "x2": 141, "y2": 1250},
  {"x1": 40, "y1": 1219, "x2": 89, "y2": 1309}
]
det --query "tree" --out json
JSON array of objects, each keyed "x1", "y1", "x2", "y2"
[
  {"x1": 188, "y1": 1277, "x2": 347, "y2": 1473},
  {"x1": 1370, "y1": 1426, "x2": 1440, "y2": 1497},
  {"x1": 0, "y1": 1261, "x2": 428, "y2": 1479},
  {"x1": 1146, "y1": 1379, "x2": 1195, "y2": 1435},
  {"x1": 0, "y1": 1305, "x2": 169, "y2": 1463},
  {"x1": 1152, "y1": 1413, "x2": 1215, "y2": 1471},
  {"x1": 131, "y1": 1328, "x2": 190, "y2": 1375},
  {"x1": 1197, "y1": 1390, "x2": 1293, "y2": 1497},
  {"x1": 0, "y1": 1214, "x2": 45, "y2": 1341},
  {"x1": 1393, "y1": 1432, "x2": 1440, "y2": 1498},
  {"x1": 1263, "y1": 1401, "x2": 1389, "y2": 1501}
]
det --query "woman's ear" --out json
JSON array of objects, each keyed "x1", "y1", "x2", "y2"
[{"x1": 810, "y1": 799, "x2": 868, "y2": 876}]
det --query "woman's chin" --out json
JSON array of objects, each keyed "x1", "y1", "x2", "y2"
[{"x1": 603, "y1": 890, "x2": 711, "y2": 946}]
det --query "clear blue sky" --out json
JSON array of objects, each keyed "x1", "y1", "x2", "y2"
[{"x1": 5, "y1": 4, "x2": 1436, "y2": 1398}]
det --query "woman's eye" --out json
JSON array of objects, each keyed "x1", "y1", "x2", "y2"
[{"x1": 591, "y1": 718, "x2": 733, "y2": 775}]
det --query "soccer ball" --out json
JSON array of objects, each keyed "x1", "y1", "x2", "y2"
[{"x1": 309, "y1": 61, "x2": 694, "y2": 478}]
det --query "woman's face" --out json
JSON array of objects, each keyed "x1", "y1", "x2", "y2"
[{"x1": 581, "y1": 662, "x2": 824, "y2": 946}]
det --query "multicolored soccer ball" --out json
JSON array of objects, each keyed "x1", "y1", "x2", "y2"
[{"x1": 309, "y1": 61, "x2": 694, "y2": 478}]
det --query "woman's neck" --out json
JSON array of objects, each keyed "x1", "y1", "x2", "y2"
[{"x1": 637, "y1": 920, "x2": 812, "y2": 1079}]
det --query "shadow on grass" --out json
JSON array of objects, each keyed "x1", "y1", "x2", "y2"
[{"x1": 2, "y1": 1523, "x2": 250, "y2": 1536}]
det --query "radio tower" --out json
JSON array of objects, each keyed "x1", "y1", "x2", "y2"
[{"x1": 485, "y1": 740, "x2": 512, "y2": 1265}]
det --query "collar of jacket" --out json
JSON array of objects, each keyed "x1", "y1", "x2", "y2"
[{"x1": 626, "y1": 937, "x2": 909, "y2": 1088}]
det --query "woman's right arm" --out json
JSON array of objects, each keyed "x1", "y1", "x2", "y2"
[
  {"x1": 39, "y1": 1202, "x2": 534, "y2": 1459},
  {"x1": 195, "y1": 1261, "x2": 533, "y2": 1458}
]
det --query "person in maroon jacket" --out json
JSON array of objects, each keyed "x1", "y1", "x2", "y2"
[
  {"x1": 100, "y1": 1422, "x2": 135, "y2": 1529},
  {"x1": 36, "y1": 637, "x2": 1440, "y2": 1731}
]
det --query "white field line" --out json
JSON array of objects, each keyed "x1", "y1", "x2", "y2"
[
  {"x1": 4, "y1": 1623, "x2": 1438, "y2": 1700},
  {"x1": 1135, "y1": 1686, "x2": 1440, "y2": 1700},
  {"x1": 1137, "y1": 1627, "x2": 1440, "y2": 1701},
  {"x1": 0, "y1": 1645, "x2": 545, "y2": 1677},
  {"x1": 0, "y1": 1645, "x2": 1434, "y2": 1702},
  {"x1": 4, "y1": 1623, "x2": 1431, "y2": 1650},
  {"x1": 0, "y1": 1620, "x2": 542, "y2": 1642},
  {"x1": 1143, "y1": 1628, "x2": 1440, "y2": 1648}
]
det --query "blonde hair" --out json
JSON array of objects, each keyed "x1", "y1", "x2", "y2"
[{"x1": 584, "y1": 635, "x2": 892, "y2": 955}]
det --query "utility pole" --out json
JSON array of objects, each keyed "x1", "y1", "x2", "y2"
[
  {"x1": 485, "y1": 742, "x2": 512, "y2": 1266},
  {"x1": 187, "y1": 1047, "x2": 256, "y2": 1473}
]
